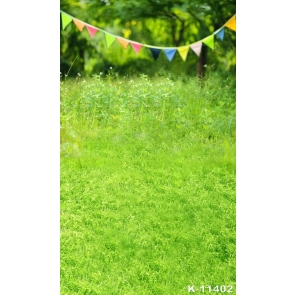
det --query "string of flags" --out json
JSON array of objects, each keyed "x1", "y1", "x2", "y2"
[{"x1": 60, "y1": 10, "x2": 236, "y2": 62}]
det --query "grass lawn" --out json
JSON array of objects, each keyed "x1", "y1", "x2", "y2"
[{"x1": 60, "y1": 74, "x2": 236, "y2": 294}]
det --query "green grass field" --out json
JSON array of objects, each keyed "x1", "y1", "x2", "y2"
[{"x1": 60, "y1": 73, "x2": 236, "y2": 294}]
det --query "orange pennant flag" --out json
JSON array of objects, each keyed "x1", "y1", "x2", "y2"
[
  {"x1": 225, "y1": 15, "x2": 236, "y2": 31},
  {"x1": 73, "y1": 18, "x2": 85, "y2": 31},
  {"x1": 117, "y1": 38, "x2": 129, "y2": 49}
]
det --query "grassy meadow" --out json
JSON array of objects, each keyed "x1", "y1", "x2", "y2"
[{"x1": 60, "y1": 72, "x2": 236, "y2": 294}]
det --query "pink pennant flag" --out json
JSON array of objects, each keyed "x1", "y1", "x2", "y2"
[
  {"x1": 190, "y1": 42, "x2": 202, "y2": 57},
  {"x1": 86, "y1": 25, "x2": 98, "y2": 38},
  {"x1": 130, "y1": 42, "x2": 143, "y2": 54}
]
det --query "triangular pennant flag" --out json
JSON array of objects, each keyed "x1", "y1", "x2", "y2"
[
  {"x1": 105, "y1": 33, "x2": 116, "y2": 48},
  {"x1": 177, "y1": 46, "x2": 190, "y2": 61},
  {"x1": 61, "y1": 12, "x2": 72, "y2": 30},
  {"x1": 202, "y1": 35, "x2": 214, "y2": 50},
  {"x1": 73, "y1": 19, "x2": 85, "y2": 32},
  {"x1": 164, "y1": 49, "x2": 177, "y2": 61},
  {"x1": 130, "y1": 42, "x2": 142, "y2": 54},
  {"x1": 117, "y1": 38, "x2": 129, "y2": 49},
  {"x1": 215, "y1": 27, "x2": 225, "y2": 41},
  {"x1": 149, "y1": 48, "x2": 161, "y2": 60},
  {"x1": 190, "y1": 42, "x2": 202, "y2": 57},
  {"x1": 86, "y1": 25, "x2": 98, "y2": 38},
  {"x1": 225, "y1": 15, "x2": 236, "y2": 31}
]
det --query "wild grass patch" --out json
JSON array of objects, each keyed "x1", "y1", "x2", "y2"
[{"x1": 60, "y1": 74, "x2": 236, "y2": 294}]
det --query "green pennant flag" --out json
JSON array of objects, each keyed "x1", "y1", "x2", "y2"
[
  {"x1": 61, "y1": 12, "x2": 72, "y2": 30},
  {"x1": 202, "y1": 35, "x2": 214, "y2": 50},
  {"x1": 105, "y1": 33, "x2": 116, "y2": 48}
]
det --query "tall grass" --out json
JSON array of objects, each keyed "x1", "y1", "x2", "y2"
[{"x1": 60, "y1": 73, "x2": 236, "y2": 294}]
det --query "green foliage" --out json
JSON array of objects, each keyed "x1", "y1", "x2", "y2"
[
  {"x1": 60, "y1": 74, "x2": 235, "y2": 145},
  {"x1": 60, "y1": 0, "x2": 236, "y2": 77},
  {"x1": 60, "y1": 75, "x2": 236, "y2": 294}
]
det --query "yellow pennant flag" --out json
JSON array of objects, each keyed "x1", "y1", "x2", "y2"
[
  {"x1": 177, "y1": 46, "x2": 190, "y2": 61},
  {"x1": 73, "y1": 19, "x2": 85, "y2": 31},
  {"x1": 225, "y1": 15, "x2": 236, "y2": 31}
]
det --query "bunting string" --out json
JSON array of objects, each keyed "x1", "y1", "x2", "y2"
[{"x1": 60, "y1": 10, "x2": 236, "y2": 62}]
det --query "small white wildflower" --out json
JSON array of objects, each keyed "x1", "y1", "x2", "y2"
[
  {"x1": 110, "y1": 66, "x2": 112, "y2": 69},
  {"x1": 77, "y1": 73, "x2": 81, "y2": 76}
]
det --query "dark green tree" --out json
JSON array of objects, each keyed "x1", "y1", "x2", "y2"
[{"x1": 60, "y1": 0, "x2": 235, "y2": 78}]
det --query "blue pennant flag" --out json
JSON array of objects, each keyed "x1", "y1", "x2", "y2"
[
  {"x1": 164, "y1": 49, "x2": 177, "y2": 61},
  {"x1": 149, "y1": 48, "x2": 162, "y2": 60},
  {"x1": 216, "y1": 27, "x2": 225, "y2": 41}
]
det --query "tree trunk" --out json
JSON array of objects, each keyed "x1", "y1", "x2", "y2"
[{"x1": 196, "y1": 45, "x2": 207, "y2": 79}]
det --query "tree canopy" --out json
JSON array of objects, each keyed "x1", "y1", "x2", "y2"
[{"x1": 60, "y1": 0, "x2": 236, "y2": 78}]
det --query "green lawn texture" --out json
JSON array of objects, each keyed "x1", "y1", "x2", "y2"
[{"x1": 60, "y1": 74, "x2": 236, "y2": 295}]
